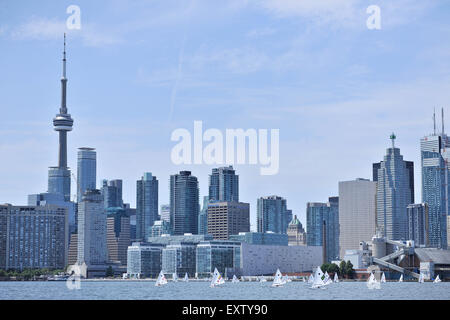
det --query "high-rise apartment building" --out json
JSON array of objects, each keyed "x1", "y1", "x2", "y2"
[
  {"x1": 136, "y1": 173, "x2": 158, "y2": 241},
  {"x1": 375, "y1": 134, "x2": 413, "y2": 241},
  {"x1": 170, "y1": 171, "x2": 199, "y2": 235},
  {"x1": 77, "y1": 190, "x2": 107, "y2": 266},
  {"x1": 0, "y1": 204, "x2": 68, "y2": 270},
  {"x1": 208, "y1": 166, "x2": 239, "y2": 202},
  {"x1": 207, "y1": 201, "x2": 250, "y2": 240},
  {"x1": 306, "y1": 198, "x2": 339, "y2": 262},
  {"x1": 338, "y1": 178, "x2": 377, "y2": 258},
  {"x1": 257, "y1": 196, "x2": 291, "y2": 234}
]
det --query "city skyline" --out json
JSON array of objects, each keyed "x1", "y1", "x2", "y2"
[{"x1": 2, "y1": 1, "x2": 450, "y2": 228}]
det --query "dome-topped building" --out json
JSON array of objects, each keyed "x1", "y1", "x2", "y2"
[{"x1": 287, "y1": 215, "x2": 307, "y2": 246}]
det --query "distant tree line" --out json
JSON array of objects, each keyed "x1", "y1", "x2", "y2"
[
  {"x1": 321, "y1": 260, "x2": 355, "y2": 279},
  {"x1": 0, "y1": 268, "x2": 65, "y2": 280}
]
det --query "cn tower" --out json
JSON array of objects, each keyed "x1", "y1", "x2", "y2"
[{"x1": 48, "y1": 34, "x2": 74, "y2": 201}]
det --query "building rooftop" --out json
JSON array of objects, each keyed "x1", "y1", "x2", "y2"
[{"x1": 415, "y1": 248, "x2": 450, "y2": 265}]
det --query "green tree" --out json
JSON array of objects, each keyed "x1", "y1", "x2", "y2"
[
  {"x1": 345, "y1": 261, "x2": 354, "y2": 279},
  {"x1": 106, "y1": 266, "x2": 114, "y2": 277},
  {"x1": 339, "y1": 261, "x2": 347, "y2": 278}
]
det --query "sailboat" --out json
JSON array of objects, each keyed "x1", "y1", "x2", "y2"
[
  {"x1": 367, "y1": 272, "x2": 380, "y2": 289},
  {"x1": 323, "y1": 271, "x2": 333, "y2": 285},
  {"x1": 259, "y1": 275, "x2": 267, "y2": 283},
  {"x1": 272, "y1": 269, "x2": 286, "y2": 287},
  {"x1": 210, "y1": 268, "x2": 225, "y2": 287},
  {"x1": 302, "y1": 277, "x2": 306, "y2": 283},
  {"x1": 183, "y1": 273, "x2": 189, "y2": 282},
  {"x1": 434, "y1": 275, "x2": 442, "y2": 283},
  {"x1": 311, "y1": 266, "x2": 327, "y2": 289},
  {"x1": 155, "y1": 271, "x2": 168, "y2": 287},
  {"x1": 308, "y1": 274, "x2": 314, "y2": 284},
  {"x1": 172, "y1": 273, "x2": 178, "y2": 282},
  {"x1": 333, "y1": 273, "x2": 339, "y2": 283},
  {"x1": 232, "y1": 275, "x2": 239, "y2": 283},
  {"x1": 399, "y1": 274, "x2": 403, "y2": 282},
  {"x1": 381, "y1": 272, "x2": 386, "y2": 283},
  {"x1": 418, "y1": 273, "x2": 424, "y2": 283}
]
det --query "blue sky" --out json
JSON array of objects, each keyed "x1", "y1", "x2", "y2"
[{"x1": 1, "y1": 0, "x2": 450, "y2": 230}]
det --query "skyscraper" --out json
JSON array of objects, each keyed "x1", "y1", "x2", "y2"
[
  {"x1": 375, "y1": 134, "x2": 413, "y2": 241},
  {"x1": 106, "y1": 207, "x2": 130, "y2": 266},
  {"x1": 48, "y1": 34, "x2": 74, "y2": 202},
  {"x1": 406, "y1": 203, "x2": 429, "y2": 247},
  {"x1": 77, "y1": 148, "x2": 97, "y2": 203},
  {"x1": 77, "y1": 189, "x2": 107, "y2": 266},
  {"x1": 421, "y1": 110, "x2": 449, "y2": 248},
  {"x1": 102, "y1": 179, "x2": 123, "y2": 209},
  {"x1": 136, "y1": 173, "x2": 159, "y2": 241},
  {"x1": 338, "y1": 178, "x2": 377, "y2": 258},
  {"x1": 170, "y1": 171, "x2": 199, "y2": 235},
  {"x1": 208, "y1": 166, "x2": 239, "y2": 202},
  {"x1": 306, "y1": 199, "x2": 340, "y2": 262},
  {"x1": 198, "y1": 196, "x2": 209, "y2": 235},
  {"x1": 256, "y1": 195, "x2": 291, "y2": 234}
]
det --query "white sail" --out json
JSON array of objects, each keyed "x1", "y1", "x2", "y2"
[
  {"x1": 183, "y1": 273, "x2": 188, "y2": 282},
  {"x1": 311, "y1": 266, "x2": 326, "y2": 288},
  {"x1": 308, "y1": 274, "x2": 314, "y2": 284},
  {"x1": 210, "y1": 268, "x2": 225, "y2": 287},
  {"x1": 323, "y1": 271, "x2": 332, "y2": 285},
  {"x1": 232, "y1": 275, "x2": 239, "y2": 283},
  {"x1": 399, "y1": 274, "x2": 403, "y2": 282},
  {"x1": 260, "y1": 275, "x2": 267, "y2": 282},
  {"x1": 367, "y1": 272, "x2": 380, "y2": 289},
  {"x1": 272, "y1": 269, "x2": 286, "y2": 287},
  {"x1": 155, "y1": 271, "x2": 168, "y2": 287},
  {"x1": 333, "y1": 273, "x2": 339, "y2": 283},
  {"x1": 418, "y1": 273, "x2": 424, "y2": 283},
  {"x1": 381, "y1": 272, "x2": 386, "y2": 283},
  {"x1": 302, "y1": 277, "x2": 306, "y2": 282},
  {"x1": 434, "y1": 275, "x2": 441, "y2": 283},
  {"x1": 172, "y1": 273, "x2": 178, "y2": 282}
]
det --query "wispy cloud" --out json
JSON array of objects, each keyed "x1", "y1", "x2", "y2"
[{"x1": 8, "y1": 16, "x2": 123, "y2": 47}]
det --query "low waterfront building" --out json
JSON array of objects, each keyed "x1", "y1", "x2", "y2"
[
  {"x1": 229, "y1": 232, "x2": 288, "y2": 246},
  {"x1": 162, "y1": 243, "x2": 197, "y2": 277},
  {"x1": 127, "y1": 242, "x2": 164, "y2": 278},
  {"x1": 238, "y1": 243, "x2": 322, "y2": 276},
  {"x1": 196, "y1": 240, "x2": 242, "y2": 278}
]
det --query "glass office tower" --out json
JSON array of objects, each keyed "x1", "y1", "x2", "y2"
[
  {"x1": 170, "y1": 171, "x2": 199, "y2": 235},
  {"x1": 375, "y1": 134, "x2": 412, "y2": 241},
  {"x1": 136, "y1": 173, "x2": 159, "y2": 241}
]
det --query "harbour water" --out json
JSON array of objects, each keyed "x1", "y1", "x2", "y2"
[{"x1": 1, "y1": 281, "x2": 449, "y2": 300}]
